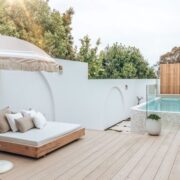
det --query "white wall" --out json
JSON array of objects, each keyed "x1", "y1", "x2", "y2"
[
  {"x1": 83, "y1": 79, "x2": 156, "y2": 129},
  {"x1": 0, "y1": 59, "x2": 156, "y2": 130}
]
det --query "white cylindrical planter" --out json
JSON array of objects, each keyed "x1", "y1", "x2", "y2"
[{"x1": 146, "y1": 119, "x2": 161, "y2": 136}]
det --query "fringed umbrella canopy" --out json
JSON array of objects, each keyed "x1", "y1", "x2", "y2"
[{"x1": 0, "y1": 36, "x2": 62, "y2": 72}]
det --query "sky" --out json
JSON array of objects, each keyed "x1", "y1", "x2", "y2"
[{"x1": 49, "y1": 0, "x2": 180, "y2": 65}]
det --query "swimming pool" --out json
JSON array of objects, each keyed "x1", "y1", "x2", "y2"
[
  {"x1": 131, "y1": 97, "x2": 180, "y2": 134},
  {"x1": 140, "y1": 98, "x2": 180, "y2": 113}
]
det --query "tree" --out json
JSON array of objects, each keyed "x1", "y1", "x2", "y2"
[
  {"x1": 98, "y1": 43, "x2": 156, "y2": 79},
  {"x1": 76, "y1": 35, "x2": 104, "y2": 78},
  {"x1": 121, "y1": 63, "x2": 137, "y2": 78},
  {"x1": 0, "y1": 0, "x2": 75, "y2": 59}
]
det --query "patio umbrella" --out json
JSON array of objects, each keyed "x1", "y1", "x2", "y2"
[
  {"x1": 0, "y1": 35, "x2": 62, "y2": 72},
  {"x1": 0, "y1": 35, "x2": 63, "y2": 173}
]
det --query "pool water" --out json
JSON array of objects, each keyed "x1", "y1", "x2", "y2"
[{"x1": 140, "y1": 98, "x2": 180, "y2": 112}]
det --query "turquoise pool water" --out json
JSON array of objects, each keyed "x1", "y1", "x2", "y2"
[{"x1": 140, "y1": 98, "x2": 180, "y2": 112}]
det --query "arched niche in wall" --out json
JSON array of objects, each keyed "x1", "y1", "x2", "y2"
[
  {"x1": 103, "y1": 86, "x2": 125, "y2": 128},
  {"x1": 0, "y1": 71, "x2": 55, "y2": 121}
]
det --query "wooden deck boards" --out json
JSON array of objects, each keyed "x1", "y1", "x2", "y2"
[{"x1": 1, "y1": 125, "x2": 180, "y2": 180}]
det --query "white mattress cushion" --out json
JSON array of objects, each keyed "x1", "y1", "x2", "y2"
[{"x1": 0, "y1": 122, "x2": 81, "y2": 147}]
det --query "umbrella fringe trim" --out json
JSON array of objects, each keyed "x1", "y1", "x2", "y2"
[{"x1": 0, "y1": 58, "x2": 63, "y2": 72}]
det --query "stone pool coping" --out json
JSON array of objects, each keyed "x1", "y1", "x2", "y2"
[{"x1": 131, "y1": 97, "x2": 180, "y2": 134}]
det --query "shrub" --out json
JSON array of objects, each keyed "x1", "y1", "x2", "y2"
[{"x1": 147, "y1": 114, "x2": 161, "y2": 121}]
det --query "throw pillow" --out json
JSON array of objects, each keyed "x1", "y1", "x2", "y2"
[
  {"x1": 33, "y1": 112, "x2": 47, "y2": 129},
  {"x1": 16, "y1": 117, "x2": 35, "y2": 133},
  {"x1": 0, "y1": 107, "x2": 11, "y2": 133},
  {"x1": 6, "y1": 113, "x2": 23, "y2": 132}
]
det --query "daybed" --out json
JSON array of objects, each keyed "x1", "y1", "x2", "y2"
[{"x1": 0, "y1": 122, "x2": 85, "y2": 158}]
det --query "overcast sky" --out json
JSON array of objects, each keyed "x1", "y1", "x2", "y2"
[{"x1": 49, "y1": 0, "x2": 180, "y2": 65}]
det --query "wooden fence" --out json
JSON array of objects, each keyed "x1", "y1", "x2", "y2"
[{"x1": 160, "y1": 63, "x2": 180, "y2": 94}]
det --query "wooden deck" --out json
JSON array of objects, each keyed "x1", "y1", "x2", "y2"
[{"x1": 1, "y1": 124, "x2": 180, "y2": 180}]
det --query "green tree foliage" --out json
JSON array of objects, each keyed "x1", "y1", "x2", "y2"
[
  {"x1": 0, "y1": 0, "x2": 156, "y2": 79},
  {"x1": 77, "y1": 40, "x2": 156, "y2": 79},
  {"x1": 76, "y1": 35, "x2": 104, "y2": 78},
  {"x1": 98, "y1": 43, "x2": 156, "y2": 79},
  {"x1": 0, "y1": 0, "x2": 75, "y2": 59},
  {"x1": 121, "y1": 63, "x2": 137, "y2": 78}
]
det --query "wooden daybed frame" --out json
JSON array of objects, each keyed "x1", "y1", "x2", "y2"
[{"x1": 0, "y1": 128, "x2": 85, "y2": 158}]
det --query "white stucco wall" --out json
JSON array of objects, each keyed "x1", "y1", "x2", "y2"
[
  {"x1": 0, "y1": 59, "x2": 156, "y2": 130},
  {"x1": 84, "y1": 79, "x2": 156, "y2": 129}
]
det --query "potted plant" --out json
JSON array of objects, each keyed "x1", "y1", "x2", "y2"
[{"x1": 146, "y1": 114, "x2": 161, "y2": 136}]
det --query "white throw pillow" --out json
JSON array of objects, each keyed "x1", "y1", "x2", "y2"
[
  {"x1": 33, "y1": 112, "x2": 47, "y2": 129},
  {"x1": 6, "y1": 113, "x2": 23, "y2": 132},
  {"x1": 21, "y1": 109, "x2": 36, "y2": 118}
]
